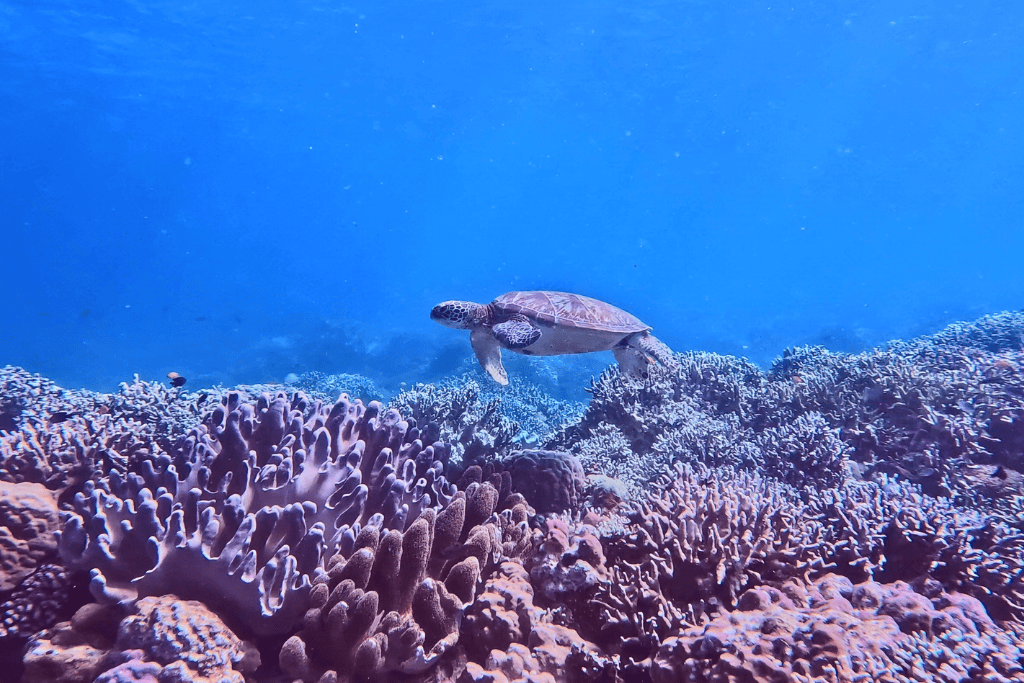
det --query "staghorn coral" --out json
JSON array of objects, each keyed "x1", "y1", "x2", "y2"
[
  {"x1": 56, "y1": 390, "x2": 456, "y2": 634},
  {"x1": 0, "y1": 374, "x2": 206, "y2": 495},
  {"x1": 390, "y1": 374, "x2": 586, "y2": 469},
  {"x1": 577, "y1": 460, "x2": 1024, "y2": 673},
  {"x1": 804, "y1": 477, "x2": 1024, "y2": 621},
  {"x1": 391, "y1": 379, "x2": 519, "y2": 468},
  {"x1": 585, "y1": 463, "x2": 824, "y2": 657},
  {"x1": 284, "y1": 370, "x2": 382, "y2": 404},
  {"x1": 0, "y1": 366, "x2": 104, "y2": 435},
  {"x1": 469, "y1": 373, "x2": 586, "y2": 447},
  {"x1": 557, "y1": 458, "x2": 1024, "y2": 679},
  {"x1": 550, "y1": 312, "x2": 1024, "y2": 498},
  {"x1": 754, "y1": 411, "x2": 849, "y2": 488},
  {"x1": 279, "y1": 482, "x2": 536, "y2": 682}
]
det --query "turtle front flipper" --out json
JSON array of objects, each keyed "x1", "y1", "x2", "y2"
[
  {"x1": 471, "y1": 328, "x2": 509, "y2": 385},
  {"x1": 492, "y1": 317, "x2": 541, "y2": 349}
]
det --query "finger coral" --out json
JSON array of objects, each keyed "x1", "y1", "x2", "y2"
[{"x1": 279, "y1": 482, "x2": 535, "y2": 682}]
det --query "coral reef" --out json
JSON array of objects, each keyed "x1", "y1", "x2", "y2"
[
  {"x1": 284, "y1": 370, "x2": 382, "y2": 405},
  {"x1": 3, "y1": 311, "x2": 1024, "y2": 683},
  {"x1": 1, "y1": 481, "x2": 60, "y2": 591},
  {"x1": 390, "y1": 379, "x2": 519, "y2": 468},
  {"x1": 389, "y1": 374, "x2": 585, "y2": 469},
  {"x1": 461, "y1": 560, "x2": 612, "y2": 683},
  {"x1": 551, "y1": 311, "x2": 1024, "y2": 498},
  {"x1": 22, "y1": 597, "x2": 258, "y2": 683},
  {"x1": 113, "y1": 596, "x2": 257, "y2": 683},
  {"x1": 0, "y1": 563, "x2": 71, "y2": 639}
]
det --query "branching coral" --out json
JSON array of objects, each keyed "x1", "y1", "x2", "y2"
[
  {"x1": 550, "y1": 312, "x2": 1024, "y2": 498},
  {"x1": 572, "y1": 461, "x2": 1024, "y2": 674},
  {"x1": 390, "y1": 374, "x2": 586, "y2": 470},
  {"x1": 390, "y1": 379, "x2": 518, "y2": 468}
]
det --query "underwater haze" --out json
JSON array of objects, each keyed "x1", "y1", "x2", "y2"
[{"x1": 2, "y1": 0, "x2": 1023, "y2": 395}]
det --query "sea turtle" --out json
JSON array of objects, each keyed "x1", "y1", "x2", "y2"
[{"x1": 430, "y1": 290, "x2": 676, "y2": 385}]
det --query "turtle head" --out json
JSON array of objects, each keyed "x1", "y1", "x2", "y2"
[{"x1": 431, "y1": 300, "x2": 489, "y2": 329}]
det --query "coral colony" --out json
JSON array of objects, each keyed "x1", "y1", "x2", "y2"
[{"x1": 3, "y1": 311, "x2": 1024, "y2": 682}]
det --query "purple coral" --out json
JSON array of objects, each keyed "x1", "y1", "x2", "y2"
[{"x1": 57, "y1": 390, "x2": 456, "y2": 634}]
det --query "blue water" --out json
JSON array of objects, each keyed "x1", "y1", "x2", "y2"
[{"x1": 2, "y1": 0, "x2": 1022, "y2": 396}]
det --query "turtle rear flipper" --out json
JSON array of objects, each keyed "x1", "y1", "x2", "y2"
[
  {"x1": 493, "y1": 317, "x2": 541, "y2": 349},
  {"x1": 471, "y1": 329, "x2": 509, "y2": 385}
]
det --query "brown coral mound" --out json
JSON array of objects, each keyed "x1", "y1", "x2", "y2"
[
  {"x1": 461, "y1": 560, "x2": 612, "y2": 683},
  {"x1": 22, "y1": 597, "x2": 258, "y2": 683},
  {"x1": 652, "y1": 574, "x2": 1024, "y2": 683},
  {"x1": 499, "y1": 450, "x2": 586, "y2": 515},
  {"x1": 0, "y1": 481, "x2": 59, "y2": 591}
]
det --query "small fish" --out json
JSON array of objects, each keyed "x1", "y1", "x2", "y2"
[
  {"x1": 196, "y1": 392, "x2": 208, "y2": 408},
  {"x1": 166, "y1": 372, "x2": 187, "y2": 388},
  {"x1": 49, "y1": 411, "x2": 72, "y2": 424}
]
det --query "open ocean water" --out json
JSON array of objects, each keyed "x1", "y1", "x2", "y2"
[{"x1": 2, "y1": 0, "x2": 1022, "y2": 396}]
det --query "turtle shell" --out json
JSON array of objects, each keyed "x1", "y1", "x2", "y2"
[{"x1": 492, "y1": 291, "x2": 649, "y2": 333}]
